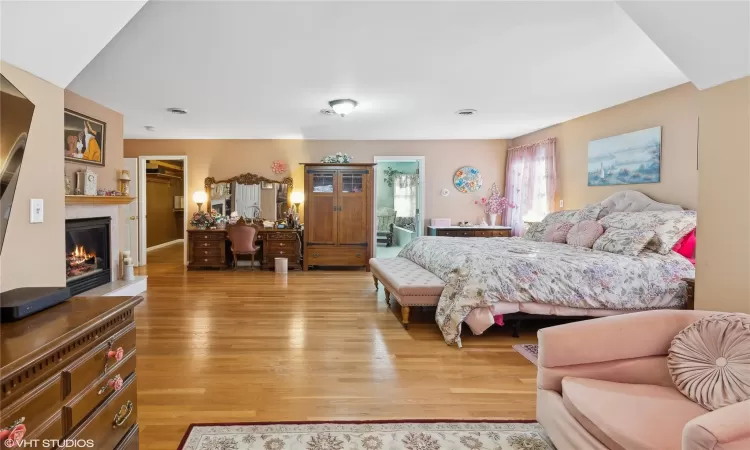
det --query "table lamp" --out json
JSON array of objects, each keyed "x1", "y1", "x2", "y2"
[
  {"x1": 290, "y1": 191, "x2": 304, "y2": 213},
  {"x1": 193, "y1": 190, "x2": 208, "y2": 212}
]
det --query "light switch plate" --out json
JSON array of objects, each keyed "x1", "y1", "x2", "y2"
[
  {"x1": 30, "y1": 198, "x2": 43, "y2": 223},
  {"x1": 559, "y1": 199, "x2": 564, "y2": 208}
]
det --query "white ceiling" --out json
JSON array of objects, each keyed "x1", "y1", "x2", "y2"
[
  {"x1": 0, "y1": 0, "x2": 147, "y2": 88},
  {"x1": 67, "y1": 1, "x2": 689, "y2": 140},
  {"x1": 617, "y1": 0, "x2": 750, "y2": 90}
]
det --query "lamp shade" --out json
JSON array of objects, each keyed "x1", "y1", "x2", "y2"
[
  {"x1": 290, "y1": 191, "x2": 304, "y2": 204},
  {"x1": 119, "y1": 170, "x2": 131, "y2": 181},
  {"x1": 192, "y1": 191, "x2": 208, "y2": 204}
]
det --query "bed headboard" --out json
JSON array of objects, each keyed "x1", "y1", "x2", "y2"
[{"x1": 599, "y1": 190, "x2": 684, "y2": 217}]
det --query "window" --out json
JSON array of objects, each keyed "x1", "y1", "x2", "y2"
[
  {"x1": 393, "y1": 174, "x2": 417, "y2": 218},
  {"x1": 504, "y1": 139, "x2": 557, "y2": 235}
]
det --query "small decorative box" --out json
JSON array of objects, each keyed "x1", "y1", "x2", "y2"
[{"x1": 431, "y1": 218, "x2": 451, "y2": 227}]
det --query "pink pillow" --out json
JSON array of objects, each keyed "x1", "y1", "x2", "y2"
[
  {"x1": 673, "y1": 229, "x2": 696, "y2": 260},
  {"x1": 544, "y1": 222, "x2": 574, "y2": 243},
  {"x1": 566, "y1": 220, "x2": 604, "y2": 248}
]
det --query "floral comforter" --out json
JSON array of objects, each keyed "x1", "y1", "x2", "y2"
[{"x1": 398, "y1": 236, "x2": 695, "y2": 345}]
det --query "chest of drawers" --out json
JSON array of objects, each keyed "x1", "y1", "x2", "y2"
[
  {"x1": 187, "y1": 229, "x2": 227, "y2": 269},
  {"x1": 428, "y1": 226, "x2": 512, "y2": 238},
  {"x1": 0, "y1": 295, "x2": 142, "y2": 450}
]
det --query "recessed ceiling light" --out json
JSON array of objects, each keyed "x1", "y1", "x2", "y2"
[
  {"x1": 144, "y1": 125, "x2": 156, "y2": 131},
  {"x1": 319, "y1": 108, "x2": 336, "y2": 116},
  {"x1": 166, "y1": 107, "x2": 188, "y2": 115},
  {"x1": 328, "y1": 99, "x2": 358, "y2": 117},
  {"x1": 455, "y1": 109, "x2": 478, "y2": 116}
]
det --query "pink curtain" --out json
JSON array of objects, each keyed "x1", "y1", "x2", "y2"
[{"x1": 503, "y1": 138, "x2": 557, "y2": 236}]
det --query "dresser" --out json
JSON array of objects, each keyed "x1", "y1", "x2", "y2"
[
  {"x1": 0, "y1": 295, "x2": 143, "y2": 449},
  {"x1": 302, "y1": 163, "x2": 374, "y2": 270},
  {"x1": 428, "y1": 225, "x2": 512, "y2": 237},
  {"x1": 187, "y1": 228, "x2": 302, "y2": 270}
]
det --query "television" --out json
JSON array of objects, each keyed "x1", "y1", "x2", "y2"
[{"x1": 0, "y1": 74, "x2": 35, "y2": 254}]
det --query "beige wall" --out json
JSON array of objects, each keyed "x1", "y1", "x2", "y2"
[
  {"x1": 511, "y1": 83, "x2": 700, "y2": 210},
  {"x1": 695, "y1": 77, "x2": 750, "y2": 313},
  {"x1": 124, "y1": 139, "x2": 508, "y2": 230},
  {"x1": 0, "y1": 62, "x2": 65, "y2": 291}
]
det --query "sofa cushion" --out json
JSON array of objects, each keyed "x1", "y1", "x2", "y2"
[
  {"x1": 562, "y1": 377, "x2": 707, "y2": 450},
  {"x1": 369, "y1": 257, "x2": 444, "y2": 297},
  {"x1": 668, "y1": 313, "x2": 750, "y2": 411}
]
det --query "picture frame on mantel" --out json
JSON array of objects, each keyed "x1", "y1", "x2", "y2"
[{"x1": 64, "y1": 109, "x2": 106, "y2": 167}]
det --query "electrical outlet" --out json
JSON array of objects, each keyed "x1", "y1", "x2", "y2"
[
  {"x1": 30, "y1": 199, "x2": 44, "y2": 223},
  {"x1": 559, "y1": 199, "x2": 564, "y2": 209}
]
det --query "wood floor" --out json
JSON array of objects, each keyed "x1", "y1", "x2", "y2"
[{"x1": 135, "y1": 243, "x2": 538, "y2": 450}]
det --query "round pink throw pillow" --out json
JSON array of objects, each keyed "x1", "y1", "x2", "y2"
[
  {"x1": 566, "y1": 220, "x2": 603, "y2": 248},
  {"x1": 668, "y1": 313, "x2": 750, "y2": 410},
  {"x1": 544, "y1": 222, "x2": 574, "y2": 243}
]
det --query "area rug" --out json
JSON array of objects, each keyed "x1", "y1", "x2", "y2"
[
  {"x1": 177, "y1": 420, "x2": 555, "y2": 450},
  {"x1": 512, "y1": 344, "x2": 539, "y2": 366}
]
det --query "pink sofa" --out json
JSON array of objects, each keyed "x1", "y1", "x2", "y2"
[{"x1": 536, "y1": 310, "x2": 750, "y2": 450}]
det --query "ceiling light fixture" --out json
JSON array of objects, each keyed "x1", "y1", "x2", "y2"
[
  {"x1": 328, "y1": 99, "x2": 358, "y2": 117},
  {"x1": 455, "y1": 109, "x2": 478, "y2": 116},
  {"x1": 166, "y1": 107, "x2": 188, "y2": 115}
]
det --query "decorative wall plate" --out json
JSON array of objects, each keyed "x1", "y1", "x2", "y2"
[{"x1": 453, "y1": 166, "x2": 483, "y2": 193}]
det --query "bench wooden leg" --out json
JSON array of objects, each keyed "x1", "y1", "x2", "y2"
[
  {"x1": 373, "y1": 275, "x2": 379, "y2": 290},
  {"x1": 384, "y1": 289, "x2": 391, "y2": 306},
  {"x1": 401, "y1": 305, "x2": 410, "y2": 329}
]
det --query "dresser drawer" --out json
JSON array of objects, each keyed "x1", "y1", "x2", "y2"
[
  {"x1": 193, "y1": 247, "x2": 222, "y2": 257},
  {"x1": 27, "y1": 412, "x2": 64, "y2": 442},
  {"x1": 193, "y1": 255, "x2": 225, "y2": 265},
  {"x1": 68, "y1": 374, "x2": 138, "y2": 450},
  {"x1": 307, "y1": 247, "x2": 367, "y2": 266},
  {"x1": 0, "y1": 375, "x2": 62, "y2": 439},
  {"x1": 194, "y1": 239, "x2": 223, "y2": 250},
  {"x1": 193, "y1": 232, "x2": 224, "y2": 241},
  {"x1": 115, "y1": 424, "x2": 139, "y2": 450},
  {"x1": 474, "y1": 230, "x2": 511, "y2": 237},
  {"x1": 266, "y1": 241, "x2": 296, "y2": 252},
  {"x1": 63, "y1": 323, "x2": 136, "y2": 398},
  {"x1": 266, "y1": 232, "x2": 297, "y2": 241},
  {"x1": 64, "y1": 351, "x2": 137, "y2": 431},
  {"x1": 455, "y1": 230, "x2": 475, "y2": 237}
]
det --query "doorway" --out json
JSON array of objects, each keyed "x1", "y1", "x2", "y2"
[
  {"x1": 135, "y1": 155, "x2": 189, "y2": 266},
  {"x1": 373, "y1": 156, "x2": 425, "y2": 258}
]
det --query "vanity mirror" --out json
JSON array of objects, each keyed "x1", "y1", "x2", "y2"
[{"x1": 204, "y1": 172, "x2": 293, "y2": 222}]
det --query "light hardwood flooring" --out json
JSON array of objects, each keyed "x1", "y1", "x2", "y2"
[{"x1": 135, "y1": 243, "x2": 538, "y2": 450}]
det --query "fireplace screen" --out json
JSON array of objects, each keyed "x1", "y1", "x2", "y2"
[{"x1": 65, "y1": 217, "x2": 111, "y2": 295}]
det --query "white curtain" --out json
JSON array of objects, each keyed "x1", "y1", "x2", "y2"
[
  {"x1": 393, "y1": 174, "x2": 418, "y2": 218},
  {"x1": 233, "y1": 182, "x2": 261, "y2": 218}
]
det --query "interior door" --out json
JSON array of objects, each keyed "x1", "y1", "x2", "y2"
[
  {"x1": 337, "y1": 169, "x2": 369, "y2": 246},
  {"x1": 124, "y1": 158, "x2": 140, "y2": 266},
  {"x1": 305, "y1": 169, "x2": 337, "y2": 245}
]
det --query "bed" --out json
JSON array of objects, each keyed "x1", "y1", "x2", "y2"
[{"x1": 397, "y1": 191, "x2": 696, "y2": 346}]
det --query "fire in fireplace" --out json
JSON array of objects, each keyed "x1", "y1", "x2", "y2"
[{"x1": 65, "y1": 217, "x2": 111, "y2": 295}]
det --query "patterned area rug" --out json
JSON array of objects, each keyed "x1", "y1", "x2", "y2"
[
  {"x1": 512, "y1": 344, "x2": 539, "y2": 366},
  {"x1": 178, "y1": 420, "x2": 555, "y2": 450}
]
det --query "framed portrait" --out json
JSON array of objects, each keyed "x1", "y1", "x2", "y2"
[{"x1": 64, "y1": 109, "x2": 106, "y2": 166}]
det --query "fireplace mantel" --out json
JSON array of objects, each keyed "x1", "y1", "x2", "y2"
[{"x1": 65, "y1": 195, "x2": 135, "y2": 205}]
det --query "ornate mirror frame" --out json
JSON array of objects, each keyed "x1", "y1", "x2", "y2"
[{"x1": 204, "y1": 172, "x2": 294, "y2": 215}]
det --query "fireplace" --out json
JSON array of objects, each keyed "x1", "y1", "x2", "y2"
[{"x1": 65, "y1": 217, "x2": 111, "y2": 295}]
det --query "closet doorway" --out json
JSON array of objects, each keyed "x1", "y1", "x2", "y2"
[
  {"x1": 137, "y1": 155, "x2": 189, "y2": 266},
  {"x1": 373, "y1": 156, "x2": 425, "y2": 258}
]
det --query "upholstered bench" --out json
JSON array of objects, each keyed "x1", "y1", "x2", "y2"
[{"x1": 369, "y1": 257, "x2": 445, "y2": 328}]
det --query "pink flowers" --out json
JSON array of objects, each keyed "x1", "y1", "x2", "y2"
[
  {"x1": 108, "y1": 375, "x2": 124, "y2": 391},
  {"x1": 108, "y1": 346, "x2": 124, "y2": 361},
  {"x1": 1, "y1": 423, "x2": 26, "y2": 448},
  {"x1": 481, "y1": 183, "x2": 515, "y2": 214}
]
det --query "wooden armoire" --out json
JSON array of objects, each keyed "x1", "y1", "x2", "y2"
[{"x1": 302, "y1": 163, "x2": 375, "y2": 270}]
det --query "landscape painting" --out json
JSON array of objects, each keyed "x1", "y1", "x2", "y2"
[{"x1": 588, "y1": 126, "x2": 661, "y2": 186}]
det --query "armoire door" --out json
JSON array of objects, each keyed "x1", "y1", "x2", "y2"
[
  {"x1": 337, "y1": 170, "x2": 369, "y2": 246},
  {"x1": 305, "y1": 170, "x2": 337, "y2": 245}
]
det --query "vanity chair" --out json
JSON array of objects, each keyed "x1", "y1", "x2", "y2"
[{"x1": 227, "y1": 218, "x2": 260, "y2": 270}]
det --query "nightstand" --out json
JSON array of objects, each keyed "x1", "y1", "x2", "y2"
[{"x1": 682, "y1": 277, "x2": 695, "y2": 310}]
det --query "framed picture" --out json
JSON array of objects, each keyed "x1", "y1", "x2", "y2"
[
  {"x1": 587, "y1": 126, "x2": 661, "y2": 186},
  {"x1": 261, "y1": 181, "x2": 274, "y2": 190},
  {"x1": 64, "y1": 109, "x2": 106, "y2": 166}
]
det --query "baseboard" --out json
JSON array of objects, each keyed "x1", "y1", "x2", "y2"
[{"x1": 147, "y1": 239, "x2": 184, "y2": 251}]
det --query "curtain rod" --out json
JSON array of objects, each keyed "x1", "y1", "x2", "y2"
[{"x1": 507, "y1": 137, "x2": 556, "y2": 152}]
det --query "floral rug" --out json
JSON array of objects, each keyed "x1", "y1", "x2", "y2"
[
  {"x1": 177, "y1": 421, "x2": 555, "y2": 450},
  {"x1": 512, "y1": 344, "x2": 539, "y2": 366}
]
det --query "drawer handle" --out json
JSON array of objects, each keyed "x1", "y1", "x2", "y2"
[
  {"x1": 107, "y1": 347, "x2": 124, "y2": 362},
  {"x1": 312, "y1": 253, "x2": 320, "y2": 258},
  {"x1": 203, "y1": 243, "x2": 209, "y2": 247},
  {"x1": 279, "y1": 251, "x2": 284, "y2": 254},
  {"x1": 98, "y1": 374, "x2": 123, "y2": 395},
  {"x1": 204, "y1": 251, "x2": 208, "y2": 254},
  {"x1": 0, "y1": 418, "x2": 25, "y2": 447},
  {"x1": 356, "y1": 253, "x2": 361, "y2": 257},
  {"x1": 112, "y1": 401, "x2": 134, "y2": 428},
  {"x1": 204, "y1": 258, "x2": 209, "y2": 262}
]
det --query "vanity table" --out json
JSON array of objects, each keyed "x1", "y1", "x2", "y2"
[
  {"x1": 187, "y1": 227, "x2": 302, "y2": 270},
  {"x1": 189, "y1": 171, "x2": 301, "y2": 270}
]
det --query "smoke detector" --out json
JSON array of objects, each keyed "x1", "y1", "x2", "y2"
[
  {"x1": 455, "y1": 109, "x2": 478, "y2": 116},
  {"x1": 166, "y1": 107, "x2": 188, "y2": 115}
]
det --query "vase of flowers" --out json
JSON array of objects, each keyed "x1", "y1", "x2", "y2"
[
  {"x1": 190, "y1": 210, "x2": 216, "y2": 230},
  {"x1": 475, "y1": 183, "x2": 515, "y2": 226},
  {"x1": 321, "y1": 152, "x2": 353, "y2": 164}
]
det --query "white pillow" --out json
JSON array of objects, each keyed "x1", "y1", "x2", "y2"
[{"x1": 598, "y1": 211, "x2": 696, "y2": 254}]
